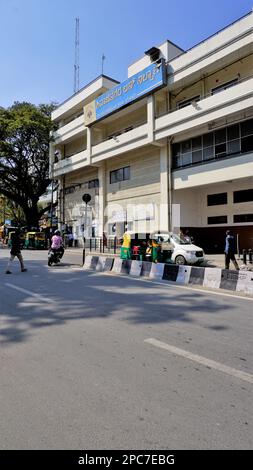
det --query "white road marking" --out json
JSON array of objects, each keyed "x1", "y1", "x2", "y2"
[
  {"x1": 144, "y1": 338, "x2": 253, "y2": 384},
  {"x1": 4, "y1": 283, "x2": 57, "y2": 304},
  {"x1": 106, "y1": 272, "x2": 253, "y2": 302}
]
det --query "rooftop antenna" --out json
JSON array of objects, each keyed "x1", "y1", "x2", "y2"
[
  {"x1": 101, "y1": 53, "x2": 105, "y2": 75},
  {"x1": 74, "y1": 17, "x2": 80, "y2": 94}
]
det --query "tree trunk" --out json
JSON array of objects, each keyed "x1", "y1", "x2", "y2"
[{"x1": 23, "y1": 204, "x2": 40, "y2": 229}]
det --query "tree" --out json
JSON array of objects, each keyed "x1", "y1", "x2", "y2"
[
  {"x1": 0, "y1": 101, "x2": 57, "y2": 228},
  {"x1": 0, "y1": 195, "x2": 26, "y2": 226}
]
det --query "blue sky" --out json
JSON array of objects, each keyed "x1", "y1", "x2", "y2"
[{"x1": 0, "y1": 0, "x2": 252, "y2": 108}]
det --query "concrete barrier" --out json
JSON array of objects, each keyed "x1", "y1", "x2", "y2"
[
  {"x1": 140, "y1": 261, "x2": 152, "y2": 277},
  {"x1": 103, "y1": 257, "x2": 114, "y2": 272},
  {"x1": 163, "y1": 264, "x2": 179, "y2": 282},
  {"x1": 95, "y1": 256, "x2": 106, "y2": 271},
  {"x1": 83, "y1": 255, "x2": 252, "y2": 295},
  {"x1": 220, "y1": 269, "x2": 239, "y2": 291},
  {"x1": 203, "y1": 268, "x2": 222, "y2": 289},
  {"x1": 83, "y1": 254, "x2": 93, "y2": 269},
  {"x1": 176, "y1": 265, "x2": 192, "y2": 284},
  {"x1": 130, "y1": 260, "x2": 143, "y2": 276},
  {"x1": 150, "y1": 262, "x2": 165, "y2": 280},
  {"x1": 121, "y1": 259, "x2": 132, "y2": 275},
  {"x1": 112, "y1": 258, "x2": 123, "y2": 274},
  {"x1": 236, "y1": 271, "x2": 253, "y2": 295},
  {"x1": 188, "y1": 266, "x2": 205, "y2": 285}
]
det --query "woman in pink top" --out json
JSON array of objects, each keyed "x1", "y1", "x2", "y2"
[{"x1": 51, "y1": 230, "x2": 64, "y2": 258}]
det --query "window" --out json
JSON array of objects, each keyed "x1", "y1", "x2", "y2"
[
  {"x1": 207, "y1": 216, "x2": 227, "y2": 224},
  {"x1": 207, "y1": 193, "x2": 227, "y2": 206},
  {"x1": 177, "y1": 95, "x2": 200, "y2": 110},
  {"x1": 171, "y1": 118, "x2": 253, "y2": 169},
  {"x1": 211, "y1": 78, "x2": 238, "y2": 95},
  {"x1": 64, "y1": 186, "x2": 75, "y2": 194},
  {"x1": 234, "y1": 214, "x2": 253, "y2": 223},
  {"x1": 233, "y1": 189, "x2": 253, "y2": 203},
  {"x1": 88, "y1": 179, "x2": 99, "y2": 189},
  {"x1": 110, "y1": 166, "x2": 130, "y2": 184}
]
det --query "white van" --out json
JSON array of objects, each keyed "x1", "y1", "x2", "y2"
[{"x1": 151, "y1": 232, "x2": 205, "y2": 265}]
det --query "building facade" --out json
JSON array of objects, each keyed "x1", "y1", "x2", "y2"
[{"x1": 50, "y1": 11, "x2": 253, "y2": 253}]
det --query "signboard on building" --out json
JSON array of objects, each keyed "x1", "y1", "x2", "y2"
[{"x1": 84, "y1": 59, "x2": 166, "y2": 125}]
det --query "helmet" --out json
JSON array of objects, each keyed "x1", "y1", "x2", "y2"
[{"x1": 54, "y1": 230, "x2": 60, "y2": 236}]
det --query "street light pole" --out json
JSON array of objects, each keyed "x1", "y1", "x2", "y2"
[{"x1": 82, "y1": 193, "x2": 91, "y2": 265}]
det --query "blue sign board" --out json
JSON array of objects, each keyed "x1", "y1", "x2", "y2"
[{"x1": 94, "y1": 60, "x2": 166, "y2": 122}]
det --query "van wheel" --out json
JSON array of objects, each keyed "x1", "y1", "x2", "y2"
[{"x1": 175, "y1": 255, "x2": 186, "y2": 265}]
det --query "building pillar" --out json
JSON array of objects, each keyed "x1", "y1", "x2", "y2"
[
  {"x1": 87, "y1": 127, "x2": 92, "y2": 165},
  {"x1": 98, "y1": 162, "x2": 106, "y2": 237},
  {"x1": 160, "y1": 144, "x2": 169, "y2": 232},
  {"x1": 147, "y1": 94, "x2": 155, "y2": 143}
]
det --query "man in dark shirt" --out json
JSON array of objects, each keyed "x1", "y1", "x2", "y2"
[
  {"x1": 224, "y1": 230, "x2": 239, "y2": 270},
  {"x1": 6, "y1": 229, "x2": 27, "y2": 274}
]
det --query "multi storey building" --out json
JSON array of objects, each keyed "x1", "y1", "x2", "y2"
[{"x1": 50, "y1": 11, "x2": 253, "y2": 253}]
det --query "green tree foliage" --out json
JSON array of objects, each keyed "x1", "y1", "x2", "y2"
[{"x1": 0, "y1": 101, "x2": 57, "y2": 228}]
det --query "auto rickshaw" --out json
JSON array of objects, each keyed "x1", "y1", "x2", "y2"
[{"x1": 24, "y1": 231, "x2": 46, "y2": 249}]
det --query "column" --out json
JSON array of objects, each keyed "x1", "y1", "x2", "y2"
[
  {"x1": 147, "y1": 94, "x2": 155, "y2": 143},
  {"x1": 86, "y1": 127, "x2": 92, "y2": 165},
  {"x1": 160, "y1": 144, "x2": 169, "y2": 232},
  {"x1": 98, "y1": 162, "x2": 106, "y2": 237}
]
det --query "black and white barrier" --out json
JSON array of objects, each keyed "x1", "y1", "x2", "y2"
[{"x1": 83, "y1": 256, "x2": 253, "y2": 295}]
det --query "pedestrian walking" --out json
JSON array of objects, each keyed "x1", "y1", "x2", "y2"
[
  {"x1": 67, "y1": 232, "x2": 74, "y2": 247},
  {"x1": 224, "y1": 230, "x2": 239, "y2": 270},
  {"x1": 5, "y1": 229, "x2": 27, "y2": 274}
]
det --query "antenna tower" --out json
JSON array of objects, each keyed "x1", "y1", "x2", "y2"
[{"x1": 74, "y1": 17, "x2": 80, "y2": 94}]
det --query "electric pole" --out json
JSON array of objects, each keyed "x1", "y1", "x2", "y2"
[{"x1": 74, "y1": 17, "x2": 80, "y2": 94}]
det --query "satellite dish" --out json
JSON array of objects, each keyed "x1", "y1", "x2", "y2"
[{"x1": 82, "y1": 193, "x2": 91, "y2": 204}]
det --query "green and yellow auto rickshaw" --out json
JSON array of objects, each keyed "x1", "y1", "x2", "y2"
[{"x1": 25, "y1": 231, "x2": 46, "y2": 249}]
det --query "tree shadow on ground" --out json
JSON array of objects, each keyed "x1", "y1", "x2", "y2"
[{"x1": 0, "y1": 255, "x2": 235, "y2": 345}]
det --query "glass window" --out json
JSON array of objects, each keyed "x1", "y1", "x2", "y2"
[
  {"x1": 173, "y1": 156, "x2": 181, "y2": 169},
  {"x1": 211, "y1": 78, "x2": 238, "y2": 95},
  {"x1": 192, "y1": 136, "x2": 202, "y2": 150},
  {"x1": 203, "y1": 133, "x2": 214, "y2": 148},
  {"x1": 233, "y1": 189, "x2": 253, "y2": 203},
  {"x1": 241, "y1": 135, "x2": 253, "y2": 153},
  {"x1": 181, "y1": 153, "x2": 192, "y2": 166},
  {"x1": 227, "y1": 124, "x2": 239, "y2": 141},
  {"x1": 192, "y1": 150, "x2": 202, "y2": 164},
  {"x1": 110, "y1": 166, "x2": 130, "y2": 184},
  {"x1": 172, "y1": 143, "x2": 180, "y2": 158},
  {"x1": 227, "y1": 140, "x2": 240, "y2": 155},
  {"x1": 208, "y1": 216, "x2": 227, "y2": 224},
  {"x1": 123, "y1": 166, "x2": 130, "y2": 180},
  {"x1": 203, "y1": 146, "x2": 214, "y2": 160},
  {"x1": 207, "y1": 193, "x2": 227, "y2": 206},
  {"x1": 215, "y1": 129, "x2": 226, "y2": 144},
  {"x1": 215, "y1": 143, "x2": 226, "y2": 157},
  {"x1": 88, "y1": 179, "x2": 99, "y2": 188},
  {"x1": 240, "y1": 119, "x2": 253, "y2": 137},
  {"x1": 177, "y1": 95, "x2": 200, "y2": 110},
  {"x1": 181, "y1": 140, "x2": 191, "y2": 153},
  {"x1": 234, "y1": 214, "x2": 253, "y2": 223}
]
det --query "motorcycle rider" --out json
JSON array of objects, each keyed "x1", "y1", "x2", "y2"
[{"x1": 50, "y1": 229, "x2": 64, "y2": 259}]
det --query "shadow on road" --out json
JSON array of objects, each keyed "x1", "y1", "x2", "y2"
[{"x1": 0, "y1": 255, "x2": 233, "y2": 345}]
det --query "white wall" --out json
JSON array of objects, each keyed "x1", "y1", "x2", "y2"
[{"x1": 174, "y1": 177, "x2": 253, "y2": 227}]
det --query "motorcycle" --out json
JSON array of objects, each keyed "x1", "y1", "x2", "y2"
[{"x1": 48, "y1": 247, "x2": 64, "y2": 266}]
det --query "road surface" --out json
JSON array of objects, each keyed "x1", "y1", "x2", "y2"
[{"x1": 0, "y1": 248, "x2": 252, "y2": 449}]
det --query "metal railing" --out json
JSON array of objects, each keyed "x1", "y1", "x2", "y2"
[{"x1": 84, "y1": 237, "x2": 120, "y2": 254}]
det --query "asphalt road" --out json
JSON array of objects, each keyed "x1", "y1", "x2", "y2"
[{"x1": 0, "y1": 248, "x2": 252, "y2": 450}]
